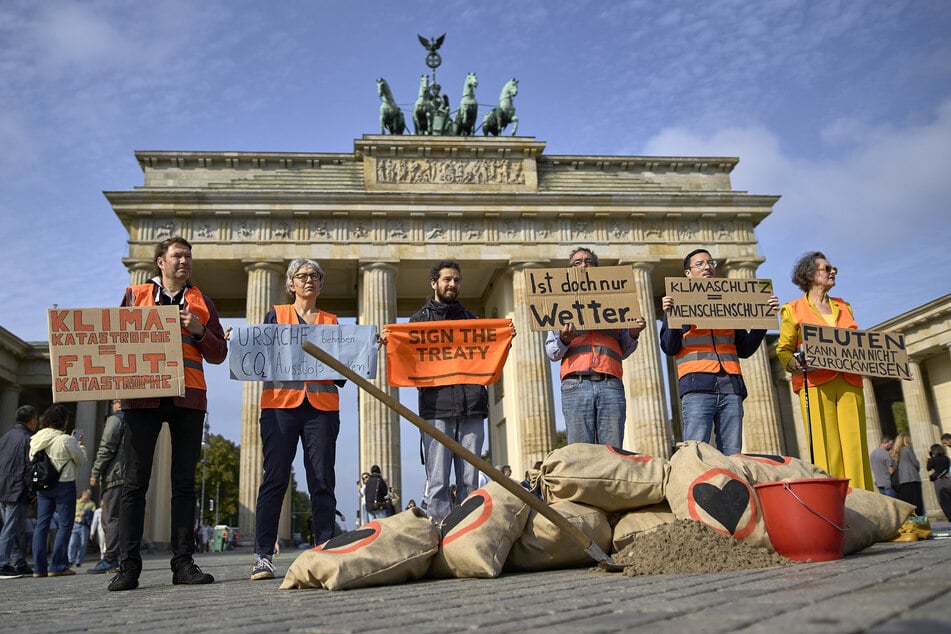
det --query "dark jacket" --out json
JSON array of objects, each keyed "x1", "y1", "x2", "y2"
[
  {"x1": 0, "y1": 423, "x2": 33, "y2": 503},
  {"x1": 90, "y1": 411, "x2": 127, "y2": 490},
  {"x1": 364, "y1": 474, "x2": 388, "y2": 509},
  {"x1": 659, "y1": 313, "x2": 767, "y2": 399},
  {"x1": 409, "y1": 299, "x2": 489, "y2": 420}
]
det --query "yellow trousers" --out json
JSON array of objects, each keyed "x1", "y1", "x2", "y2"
[{"x1": 798, "y1": 375, "x2": 874, "y2": 491}]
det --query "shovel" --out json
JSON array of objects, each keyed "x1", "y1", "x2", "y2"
[{"x1": 302, "y1": 340, "x2": 623, "y2": 571}]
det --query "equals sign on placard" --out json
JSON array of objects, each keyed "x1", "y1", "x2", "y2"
[
  {"x1": 706, "y1": 294, "x2": 723, "y2": 301},
  {"x1": 99, "y1": 345, "x2": 117, "y2": 355}
]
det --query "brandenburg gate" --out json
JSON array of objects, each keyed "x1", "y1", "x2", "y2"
[{"x1": 105, "y1": 134, "x2": 783, "y2": 542}]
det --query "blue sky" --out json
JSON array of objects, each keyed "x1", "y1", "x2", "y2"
[{"x1": 2, "y1": 1, "x2": 949, "y2": 522}]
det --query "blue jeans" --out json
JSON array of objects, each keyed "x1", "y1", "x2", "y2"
[
  {"x1": 68, "y1": 521, "x2": 88, "y2": 565},
  {"x1": 877, "y1": 486, "x2": 898, "y2": 498},
  {"x1": 681, "y1": 392, "x2": 744, "y2": 456},
  {"x1": 0, "y1": 501, "x2": 29, "y2": 568},
  {"x1": 33, "y1": 480, "x2": 77, "y2": 574},
  {"x1": 560, "y1": 376, "x2": 625, "y2": 447},
  {"x1": 420, "y1": 415, "x2": 485, "y2": 523},
  {"x1": 254, "y1": 403, "x2": 340, "y2": 554}
]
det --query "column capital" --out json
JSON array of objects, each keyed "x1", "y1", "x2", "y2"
[
  {"x1": 123, "y1": 260, "x2": 154, "y2": 275},
  {"x1": 508, "y1": 261, "x2": 549, "y2": 273},
  {"x1": 622, "y1": 260, "x2": 657, "y2": 273},
  {"x1": 359, "y1": 261, "x2": 398, "y2": 275},
  {"x1": 242, "y1": 260, "x2": 285, "y2": 275},
  {"x1": 724, "y1": 257, "x2": 766, "y2": 274}
]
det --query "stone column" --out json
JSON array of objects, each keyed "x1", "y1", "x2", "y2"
[
  {"x1": 725, "y1": 260, "x2": 783, "y2": 453},
  {"x1": 238, "y1": 262, "x2": 286, "y2": 543},
  {"x1": 357, "y1": 262, "x2": 400, "y2": 495},
  {"x1": 74, "y1": 401, "x2": 98, "y2": 491},
  {"x1": 509, "y1": 263, "x2": 556, "y2": 468},
  {"x1": 863, "y1": 378, "x2": 883, "y2": 449},
  {"x1": 0, "y1": 386, "x2": 21, "y2": 436},
  {"x1": 126, "y1": 261, "x2": 153, "y2": 286},
  {"x1": 901, "y1": 359, "x2": 939, "y2": 516},
  {"x1": 621, "y1": 262, "x2": 670, "y2": 458}
]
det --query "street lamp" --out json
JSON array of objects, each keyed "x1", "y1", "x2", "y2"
[{"x1": 198, "y1": 415, "x2": 210, "y2": 528}]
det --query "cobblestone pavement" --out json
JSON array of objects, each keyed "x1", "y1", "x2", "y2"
[{"x1": 3, "y1": 537, "x2": 950, "y2": 633}]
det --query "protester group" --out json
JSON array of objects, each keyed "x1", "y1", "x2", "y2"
[{"x1": 0, "y1": 235, "x2": 937, "y2": 591}]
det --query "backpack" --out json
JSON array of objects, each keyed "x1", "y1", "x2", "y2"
[
  {"x1": 26, "y1": 450, "x2": 61, "y2": 494},
  {"x1": 365, "y1": 474, "x2": 388, "y2": 511}
]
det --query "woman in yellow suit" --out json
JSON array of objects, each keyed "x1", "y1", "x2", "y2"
[{"x1": 777, "y1": 251, "x2": 873, "y2": 490}]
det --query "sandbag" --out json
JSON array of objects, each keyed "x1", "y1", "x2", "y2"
[
  {"x1": 506, "y1": 500, "x2": 611, "y2": 571},
  {"x1": 843, "y1": 487, "x2": 915, "y2": 554},
  {"x1": 280, "y1": 508, "x2": 439, "y2": 590},
  {"x1": 729, "y1": 453, "x2": 830, "y2": 485},
  {"x1": 429, "y1": 481, "x2": 530, "y2": 578},
  {"x1": 539, "y1": 443, "x2": 669, "y2": 512},
  {"x1": 611, "y1": 501, "x2": 676, "y2": 553},
  {"x1": 666, "y1": 441, "x2": 772, "y2": 550}
]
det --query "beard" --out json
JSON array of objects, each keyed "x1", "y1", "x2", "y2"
[{"x1": 435, "y1": 288, "x2": 458, "y2": 304}]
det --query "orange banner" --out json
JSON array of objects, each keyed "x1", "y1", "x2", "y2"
[{"x1": 385, "y1": 319, "x2": 515, "y2": 387}]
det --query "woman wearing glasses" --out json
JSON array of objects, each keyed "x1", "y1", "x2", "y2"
[
  {"x1": 777, "y1": 251, "x2": 873, "y2": 490},
  {"x1": 250, "y1": 258, "x2": 342, "y2": 580}
]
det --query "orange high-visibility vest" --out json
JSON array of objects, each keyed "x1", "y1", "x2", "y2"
[
  {"x1": 674, "y1": 329, "x2": 741, "y2": 378},
  {"x1": 260, "y1": 305, "x2": 340, "y2": 411},
  {"x1": 129, "y1": 284, "x2": 210, "y2": 391},
  {"x1": 789, "y1": 296, "x2": 862, "y2": 392},
  {"x1": 559, "y1": 330, "x2": 625, "y2": 380}
]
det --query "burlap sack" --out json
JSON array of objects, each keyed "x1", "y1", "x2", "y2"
[
  {"x1": 279, "y1": 508, "x2": 439, "y2": 590},
  {"x1": 729, "y1": 453, "x2": 831, "y2": 485},
  {"x1": 539, "y1": 443, "x2": 669, "y2": 512},
  {"x1": 506, "y1": 500, "x2": 611, "y2": 571},
  {"x1": 611, "y1": 501, "x2": 676, "y2": 553},
  {"x1": 843, "y1": 487, "x2": 916, "y2": 554},
  {"x1": 429, "y1": 481, "x2": 530, "y2": 578},
  {"x1": 667, "y1": 441, "x2": 772, "y2": 550}
]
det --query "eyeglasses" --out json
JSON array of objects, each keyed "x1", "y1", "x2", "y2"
[
  {"x1": 570, "y1": 258, "x2": 595, "y2": 267},
  {"x1": 293, "y1": 272, "x2": 322, "y2": 282},
  {"x1": 689, "y1": 259, "x2": 717, "y2": 270},
  {"x1": 816, "y1": 265, "x2": 837, "y2": 274}
]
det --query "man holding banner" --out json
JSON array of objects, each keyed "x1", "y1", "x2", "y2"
[
  {"x1": 109, "y1": 236, "x2": 227, "y2": 592},
  {"x1": 409, "y1": 261, "x2": 489, "y2": 523},
  {"x1": 660, "y1": 248, "x2": 777, "y2": 457},
  {"x1": 545, "y1": 247, "x2": 647, "y2": 448}
]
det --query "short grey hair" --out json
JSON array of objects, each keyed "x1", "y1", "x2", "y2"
[
  {"x1": 285, "y1": 258, "x2": 325, "y2": 296},
  {"x1": 568, "y1": 247, "x2": 599, "y2": 266}
]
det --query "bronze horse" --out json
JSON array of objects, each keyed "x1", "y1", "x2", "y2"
[
  {"x1": 377, "y1": 78, "x2": 406, "y2": 135},
  {"x1": 482, "y1": 78, "x2": 519, "y2": 136}
]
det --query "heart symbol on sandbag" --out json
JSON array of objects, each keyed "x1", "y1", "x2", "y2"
[{"x1": 693, "y1": 479, "x2": 750, "y2": 534}]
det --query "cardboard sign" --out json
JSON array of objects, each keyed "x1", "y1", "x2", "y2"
[
  {"x1": 525, "y1": 265, "x2": 641, "y2": 332},
  {"x1": 48, "y1": 306, "x2": 185, "y2": 402},
  {"x1": 228, "y1": 324, "x2": 378, "y2": 381},
  {"x1": 384, "y1": 319, "x2": 514, "y2": 387},
  {"x1": 664, "y1": 277, "x2": 777, "y2": 329},
  {"x1": 801, "y1": 324, "x2": 910, "y2": 380}
]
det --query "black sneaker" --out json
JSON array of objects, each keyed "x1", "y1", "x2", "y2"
[
  {"x1": 13, "y1": 563, "x2": 33, "y2": 576},
  {"x1": 107, "y1": 568, "x2": 140, "y2": 592},
  {"x1": 172, "y1": 561, "x2": 214, "y2": 585},
  {"x1": 0, "y1": 564, "x2": 22, "y2": 579}
]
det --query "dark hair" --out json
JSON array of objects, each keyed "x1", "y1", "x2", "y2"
[
  {"x1": 430, "y1": 260, "x2": 461, "y2": 281},
  {"x1": 942, "y1": 433, "x2": 951, "y2": 441},
  {"x1": 682, "y1": 248, "x2": 712, "y2": 271},
  {"x1": 15, "y1": 405, "x2": 37, "y2": 423},
  {"x1": 791, "y1": 251, "x2": 826, "y2": 293},
  {"x1": 152, "y1": 236, "x2": 192, "y2": 276},
  {"x1": 881, "y1": 435, "x2": 894, "y2": 444},
  {"x1": 568, "y1": 247, "x2": 598, "y2": 266},
  {"x1": 370, "y1": 465, "x2": 381, "y2": 474},
  {"x1": 40, "y1": 403, "x2": 70, "y2": 431},
  {"x1": 930, "y1": 444, "x2": 946, "y2": 457}
]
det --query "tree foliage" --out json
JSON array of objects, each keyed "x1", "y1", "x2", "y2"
[{"x1": 194, "y1": 433, "x2": 240, "y2": 527}]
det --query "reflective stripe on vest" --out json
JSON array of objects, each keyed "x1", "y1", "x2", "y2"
[
  {"x1": 789, "y1": 296, "x2": 862, "y2": 392},
  {"x1": 129, "y1": 283, "x2": 209, "y2": 391},
  {"x1": 261, "y1": 305, "x2": 340, "y2": 411},
  {"x1": 559, "y1": 331, "x2": 624, "y2": 380},
  {"x1": 674, "y1": 329, "x2": 741, "y2": 378}
]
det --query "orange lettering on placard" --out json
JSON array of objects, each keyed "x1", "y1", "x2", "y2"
[
  {"x1": 49, "y1": 310, "x2": 70, "y2": 332},
  {"x1": 143, "y1": 310, "x2": 164, "y2": 331},
  {"x1": 141, "y1": 352, "x2": 166, "y2": 373},
  {"x1": 72, "y1": 311, "x2": 95, "y2": 332},
  {"x1": 83, "y1": 355, "x2": 106, "y2": 375},
  {"x1": 118, "y1": 308, "x2": 143, "y2": 331},
  {"x1": 114, "y1": 354, "x2": 137, "y2": 374},
  {"x1": 100, "y1": 308, "x2": 111, "y2": 331},
  {"x1": 58, "y1": 355, "x2": 78, "y2": 374}
]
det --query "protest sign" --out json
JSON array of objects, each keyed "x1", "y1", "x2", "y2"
[
  {"x1": 48, "y1": 306, "x2": 185, "y2": 403},
  {"x1": 228, "y1": 324, "x2": 378, "y2": 381},
  {"x1": 384, "y1": 319, "x2": 514, "y2": 387},
  {"x1": 525, "y1": 265, "x2": 641, "y2": 332},
  {"x1": 800, "y1": 324, "x2": 910, "y2": 380},
  {"x1": 664, "y1": 277, "x2": 777, "y2": 329}
]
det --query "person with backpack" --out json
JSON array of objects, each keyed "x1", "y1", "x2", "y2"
[
  {"x1": 0, "y1": 405, "x2": 39, "y2": 578},
  {"x1": 29, "y1": 403, "x2": 86, "y2": 577},
  {"x1": 364, "y1": 465, "x2": 389, "y2": 521}
]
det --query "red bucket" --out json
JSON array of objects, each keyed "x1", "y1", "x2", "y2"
[{"x1": 754, "y1": 478, "x2": 849, "y2": 562}]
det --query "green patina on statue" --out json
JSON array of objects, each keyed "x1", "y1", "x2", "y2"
[{"x1": 374, "y1": 34, "x2": 520, "y2": 136}]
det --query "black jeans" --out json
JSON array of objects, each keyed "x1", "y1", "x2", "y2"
[{"x1": 119, "y1": 399, "x2": 204, "y2": 570}]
